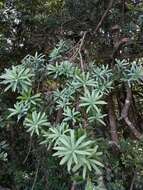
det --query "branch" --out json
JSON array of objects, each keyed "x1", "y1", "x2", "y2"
[
  {"x1": 108, "y1": 95, "x2": 119, "y2": 145},
  {"x1": 78, "y1": 31, "x2": 87, "y2": 71},
  {"x1": 95, "y1": 0, "x2": 114, "y2": 33},
  {"x1": 69, "y1": 31, "x2": 87, "y2": 70},
  {"x1": 121, "y1": 85, "x2": 142, "y2": 139},
  {"x1": 130, "y1": 172, "x2": 136, "y2": 190},
  {"x1": 23, "y1": 137, "x2": 32, "y2": 164},
  {"x1": 56, "y1": 108, "x2": 63, "y2": 123},
  {"x1": 111, "y1": 38, "x2": 129, "y2": 60},
  {"x1": 71, "y1": 182, "x2": 76, "y2": 190},
  {"x1": 31, "y1": 161, "x2": 40, "y2": 190}
]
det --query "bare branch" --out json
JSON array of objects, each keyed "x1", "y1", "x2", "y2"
[
  {"x1": 130, "y1": 172, "x2": 136, "y2": 190},
  {"x1": 95, "y1": 0, "x2": 114, "y2": 33},
  {"x1": 121, "y1": 85, "x2": 142, "y2": 139},
  {"x1": 108, "y1": 95, "x2": 119, "y2": 145}
]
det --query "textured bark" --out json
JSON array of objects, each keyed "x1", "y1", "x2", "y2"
[
  {"x1": 56, "y1": 108, "x2": 63, "y2": 123},
  {"x1": 71, "y1": 182, "x2": 76, "y2": 190},
  {"x1": 95, "y1": 0, "x2": 114, "y2": 33},
  {"x1": 121, "y1": 86, "x2": 142, "y2": 139},
  {"x1": 130, "y1": 172, "x2": 136, "y2": 190},
  {"x1": 108, "y1": 94, "x2": 119, "y2": 144}
]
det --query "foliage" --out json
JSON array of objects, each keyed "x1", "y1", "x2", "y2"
[
  {"x1": 24, "y1": 111, "x2": 49, "y2": 136},
  {"x1": 80, "y1": 89, "x2": 106, "y2": 113},
  {"x1": 49, "y1": 40, "x2": 71, "y2": 61},
  {"x1": 41, "y1": 123, "x2": 70, "y2": 145},
  {"x1": 63, "y1": 106, "x2": 80, "y2": 124},
  {"x1": 0, "y1": 65, "x2": 33, "y2": 93},
  {"x1": 45, "y1": 0, "x2": 65, "y2": 14},
  {"x1": 47, "y1": 60, "x2": 75, "y2": 78},
  {"x1": 8, "y1": 102, "x2": 29, "y2": 121},
  {"x1": 121, "y1": 139, "x2": 143, "y2": 170},
  {"x1": 72, "y1": 72, "x2": 96, "y2": 89},
  {"x1": 0, "y1": 141, "x2": 8, "y2": 161},
  {"x1": 52, "y1": 129, "x2": 103, "y2": 178},
  {"x1": 0, "y1": 0, "x2": 143, "y2": 189},
  {"x1": 17, "y1": 90, "x2": 41, "y2": 107}
]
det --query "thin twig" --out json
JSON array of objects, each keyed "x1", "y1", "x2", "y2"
[
  {"x1": 70, "y1": 31, "x2": 87, "y2": 67},
  {"x1": 23, "y1": 137, "x2": 32, "y2": 164},
  {"x1": 122, "y1": 0, "x2": 125, "y2": 25},
  {"x1": 130, "y1": 172, "x2": 136, "y2": 190},
  {"x1": 78, "y1": 32, "x2": 87, "y2": 71},
  {"x1": 31, "y1": 161, "x2": 40, "y2": 190},
  {"x1": 79, "y1": 51, "x2": 84, "y2": 72},
  {"x1": 71, "y1": 181, "x2": 76, "y2": 190},
  {"x1": 95, "y1": 0, "x2": 114, "y2": 33}
]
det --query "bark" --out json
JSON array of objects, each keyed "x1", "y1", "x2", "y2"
[
  {"x1": 108, "y1": 94, "x2": 119, "y2": 144},
  {"x1": 56, "y1": 108, "x2": 63, "y2": 123},
  {"x1": 95, "y1": 0, "x2": 114, "y2": 33},
  {"x1": 130, "y1": 172, "x2": 136, "y2": 190},
  {"x1": 71, "y1": 182, "x2": 76, "y2": 190},
  {"x1": 121, "y1": 85, "x2": 142, "y2": 139}
]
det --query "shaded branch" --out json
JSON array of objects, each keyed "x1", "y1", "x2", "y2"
[
  {"x1": 130, "y1": 172, "x2": 136, "y2": 190},
  {"x1": 56, "y1": 108, "x2": 63, "y2": 123},
  {"x1": 31, "y1": 161, "x2": 40, "y2": 190},
  {"x1": 108, "y1": 94, "x2": 119, "y2": 145},
  {"x1": 23, "y1": 137, "x2": 32, "y2": 164},
  {"x1": 71, "y1": 182, "x2": 76, "y2": 190},
  {"x1": 95, "y1": 0, "x2": 114, "y2": 33},
  {"x1": 121, "y1": 85, "x2": 142, "y2": 139}
]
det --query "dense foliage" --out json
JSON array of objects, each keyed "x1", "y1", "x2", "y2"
[{"x1": 0, "y1": 0, "x2": 143, "y2": 190}]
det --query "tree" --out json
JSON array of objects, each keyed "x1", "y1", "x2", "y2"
[{"x1": 0, "y1": 0, "x2": 143, "y2": 189}]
